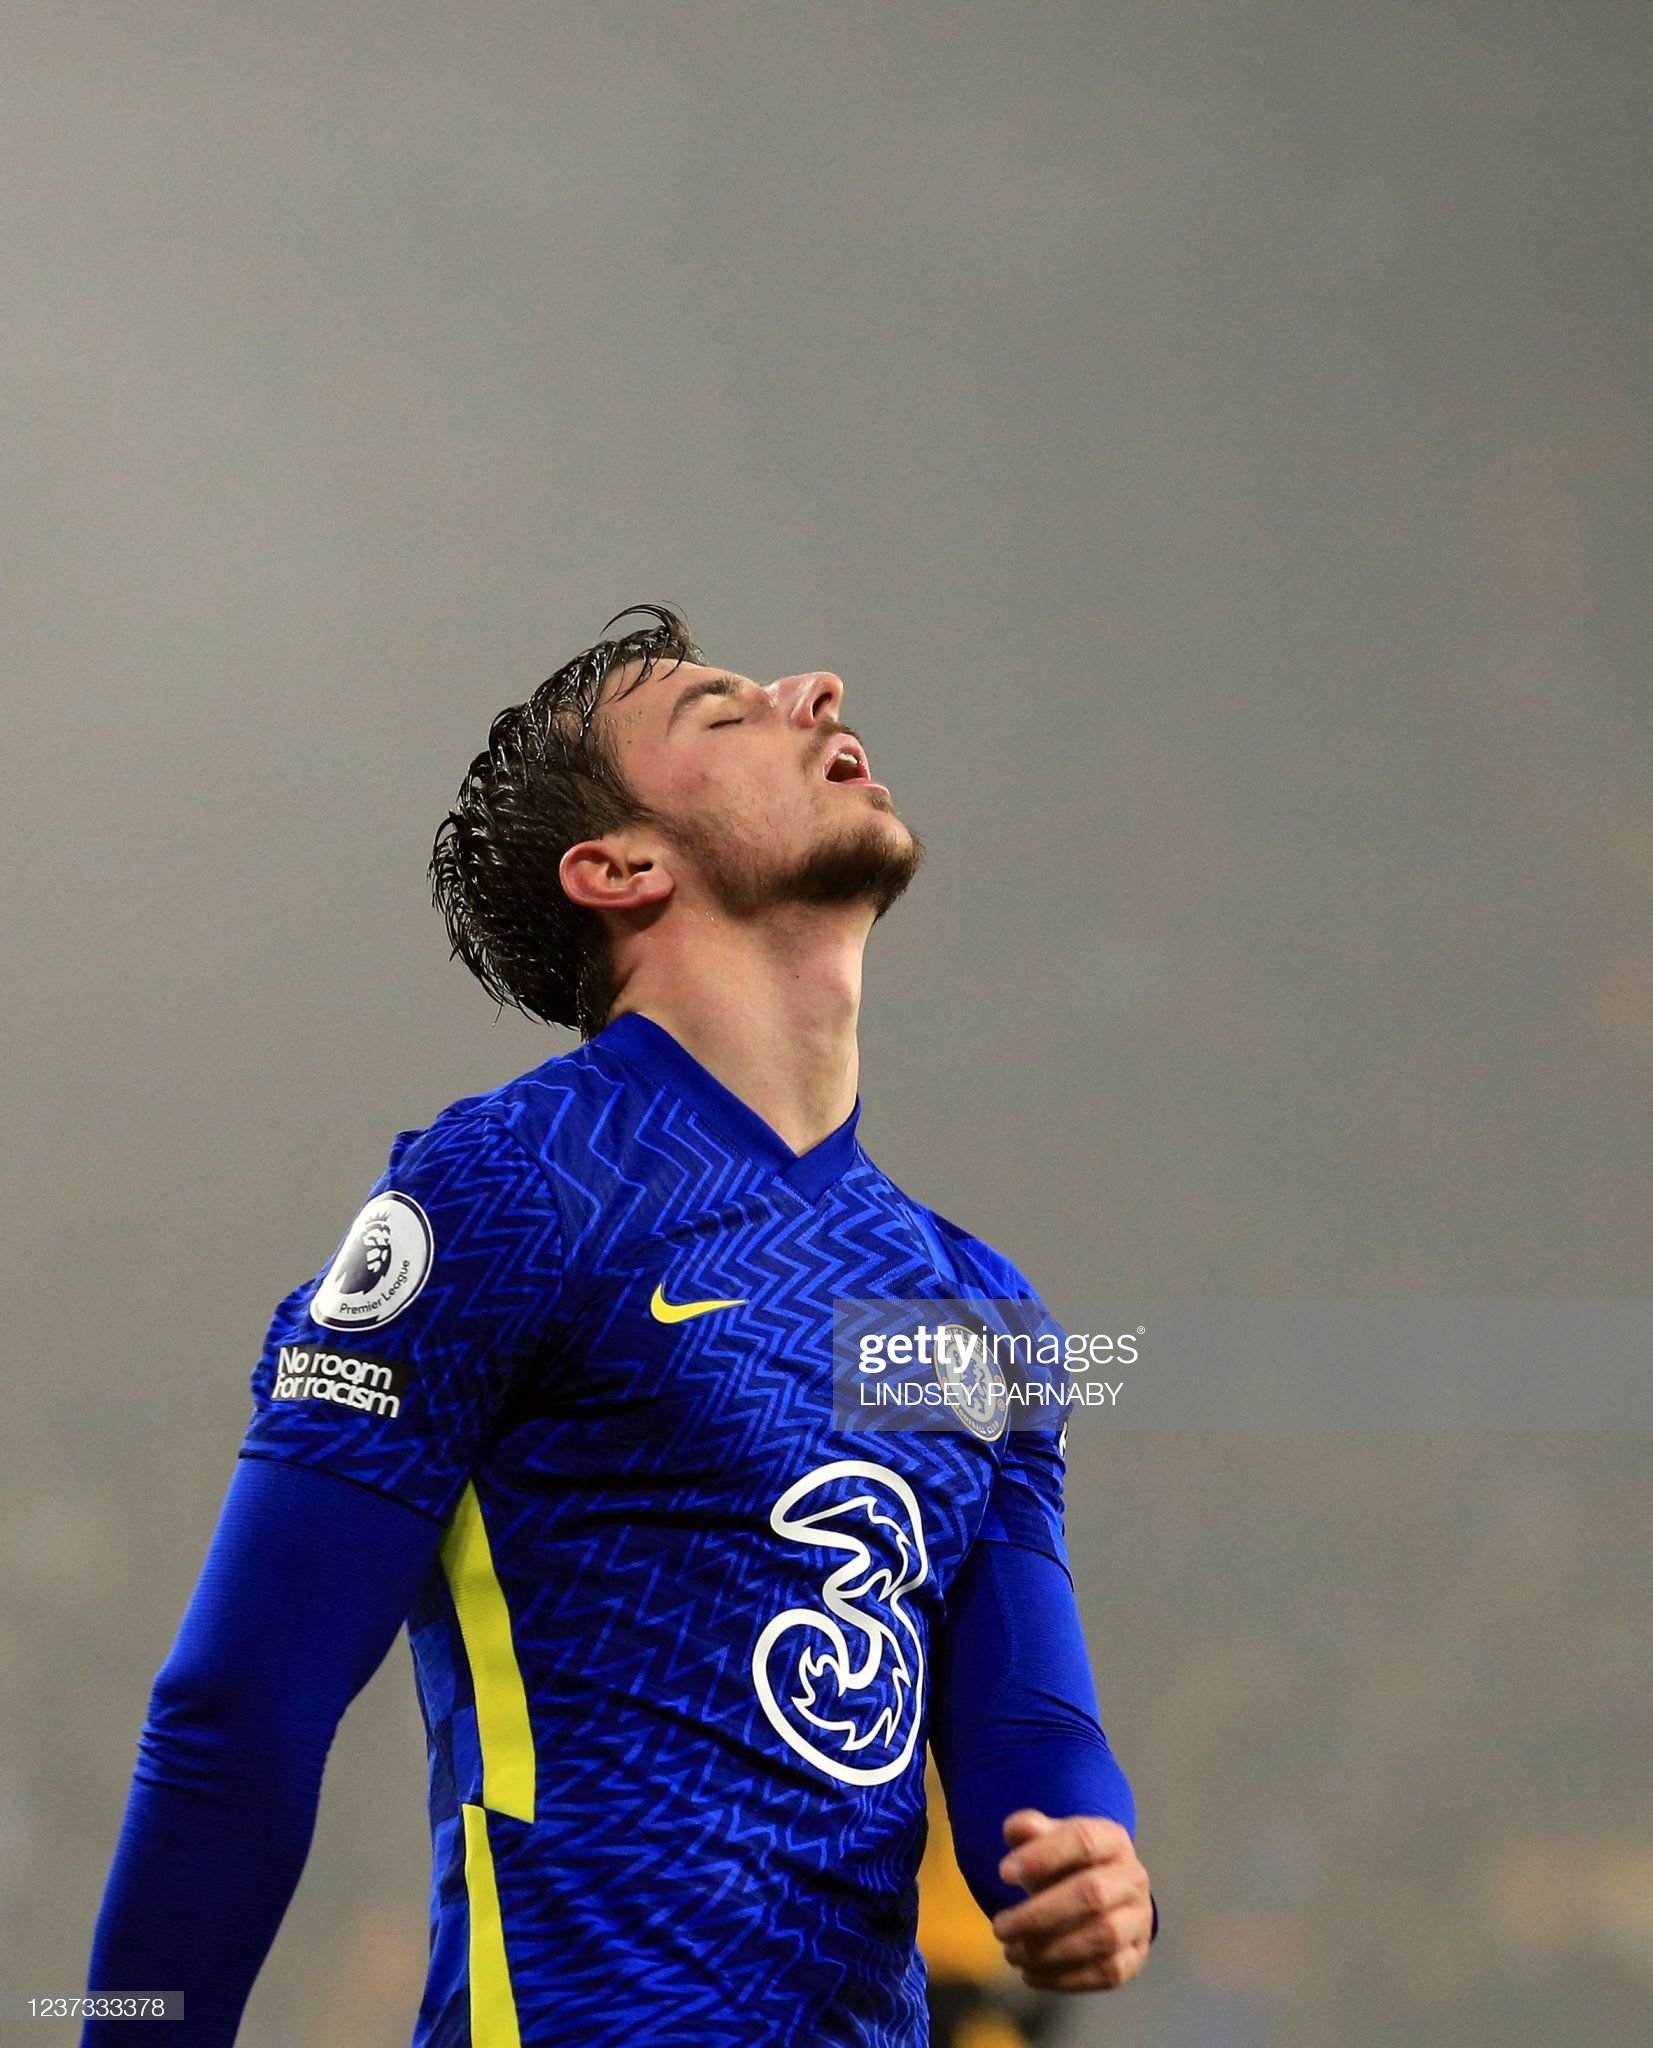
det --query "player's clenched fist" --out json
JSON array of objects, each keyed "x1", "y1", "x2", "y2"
[{"x1": 990, "y1": 1809, "x2": 1154, "y2": 1992}]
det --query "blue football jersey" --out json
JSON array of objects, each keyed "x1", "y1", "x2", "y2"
[{"x1": 239, "y1": 1013, "x2": 1069, "y2": 2047}]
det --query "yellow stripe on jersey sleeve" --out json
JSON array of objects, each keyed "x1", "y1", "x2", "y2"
[
  {"x1": 461, "y1": 1802, "x2": 522, "y2": 2048},
  {"x1": 440, "y1": 1480, "x2": 536, "y2": 1822}
]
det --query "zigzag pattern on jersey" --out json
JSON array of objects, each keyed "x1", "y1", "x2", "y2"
[
  {"x1": 404, "y1": 1049, "x2": 1024, "y2": 2040},
  {"x1": 241, "y1": 1028, "x2": 1068, "y2": 2045}
]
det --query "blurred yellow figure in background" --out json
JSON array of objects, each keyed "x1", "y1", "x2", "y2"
[{"x1": 918, "y1": 1754, "x2": 1063, "y2": 2048}]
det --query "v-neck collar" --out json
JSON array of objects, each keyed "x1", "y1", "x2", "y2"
[{"x1": 595, "y1": 1012, "x2": 863, "y2": 1202}]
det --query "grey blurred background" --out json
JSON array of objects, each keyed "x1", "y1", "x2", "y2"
[{"x1": 3, "y1": 3, "x2": 1650, "y2": 2042}]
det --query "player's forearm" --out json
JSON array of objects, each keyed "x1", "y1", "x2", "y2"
[
  {"x1": 932, "y1": 1535, "x2": 1138, "y2": 1922},
  {"x1": 941, "y1": 1726, "x2": 1138, "y2": 1923},
  {"x1": 80, "y1": 1692, "x2": 325, "y2": 2046}
]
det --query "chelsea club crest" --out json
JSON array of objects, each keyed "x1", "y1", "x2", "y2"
[{"x1": 932, "y1": 1321, "x2": 1010, "y2": 1441}]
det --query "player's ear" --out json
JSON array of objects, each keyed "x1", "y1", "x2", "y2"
[{"x1": 558, "y1": 833, "x2": 674, "y2": 915}]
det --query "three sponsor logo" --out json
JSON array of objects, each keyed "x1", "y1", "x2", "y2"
[{"x1": 751, "y1": 1458, "x2": 928, "y2": 1785}]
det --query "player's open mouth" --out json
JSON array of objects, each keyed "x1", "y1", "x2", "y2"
[{"x1": 823, "y1": 739, "x2": 873, "y2": 785}]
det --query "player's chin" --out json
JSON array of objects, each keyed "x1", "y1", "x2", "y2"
[
  {"x1": 847, "y1": 789, "x2": 915, "y2": 845},
  {"x1": 846, "y1": 808, "x2": 923, "y2": 883},
  {"x1": 819, "y1": 795, "x2": 913, "y2": 849},
  {"x1": 783, "y1": 815, "x2": 923, "y2": 914}
]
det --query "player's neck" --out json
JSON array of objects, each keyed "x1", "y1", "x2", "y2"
[{"x1": 607, "y1": 906, "x2": 867, "y2": 1156}]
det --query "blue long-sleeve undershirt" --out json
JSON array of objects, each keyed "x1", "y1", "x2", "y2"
[
  {"x1": 931, "y1": 1533, "x2": 1157, "y2": 1938},
  {"x1": 80, "y1": 1457, "x2": 441, "y2": 2046},
  {"x1": 83, "y1": 1457, "x2": 1151, "y2": 2044}
]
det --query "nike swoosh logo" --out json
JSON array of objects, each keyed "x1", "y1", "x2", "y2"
[{"x1": 649, "y1": 1283, "x2": 747, "y2": 1325}]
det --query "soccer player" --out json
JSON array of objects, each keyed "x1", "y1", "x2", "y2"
[{"x1": 81, "y1": 605, "x2": 1156, "y2": 2045}]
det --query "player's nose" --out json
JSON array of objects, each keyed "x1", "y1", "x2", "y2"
[{"x1": 780, "y1": 672, "x2": 845, "y2": 731}]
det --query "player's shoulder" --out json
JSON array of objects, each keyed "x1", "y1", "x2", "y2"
[
  {"x1": 901, "y1": 1195, "x2": 1040, "y2": 1303},
  {"x1": 379, "y1": 1035, "x2": 632, "y2": 1203},
  {"x1": 405, "y1": 1033, "x2": 620, "y2": 1139}
]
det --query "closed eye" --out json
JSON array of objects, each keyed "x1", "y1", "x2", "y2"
[
  {"x1": 709, "y1": 715, "x2": 744, "y2": 728},
  {"x1": 668, "y1": 674, "x2": 748, "y2": 732}
]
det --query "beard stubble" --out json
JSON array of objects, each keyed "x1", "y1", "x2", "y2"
[{"x1": 670, "y1": 803, "x2": 924, "y2": 921}]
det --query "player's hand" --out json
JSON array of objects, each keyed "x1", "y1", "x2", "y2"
[{"x1": 989, "y1": 1809, "x2": 1153, "y2": 1992}]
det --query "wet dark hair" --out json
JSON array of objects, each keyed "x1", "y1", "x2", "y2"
[{"x1": 429, "y1": 603, "x2": 706, "y2": 1038}]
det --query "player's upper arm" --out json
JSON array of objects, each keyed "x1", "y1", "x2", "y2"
[
  {"x1": 976, "y1": 1415, "x2": 1071, "y2": 1574},
  {"x1": 147, "y1": 1455, "x2": 446, "y2": 1748},
  {"x1": 238, "y1": 1103, "x2": 565, "y2": 1524},
  {"x1": 935, "y1": 1221, "x2": 1073, "y2": 1572}
]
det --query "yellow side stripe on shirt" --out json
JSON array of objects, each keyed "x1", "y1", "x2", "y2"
[
  {"x1": 461, "y1": 1802, "x2": 522, "y2": 2048},
  {"x1": 440, "y1": 1480, "x2": 536, "y2": 1822}
]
